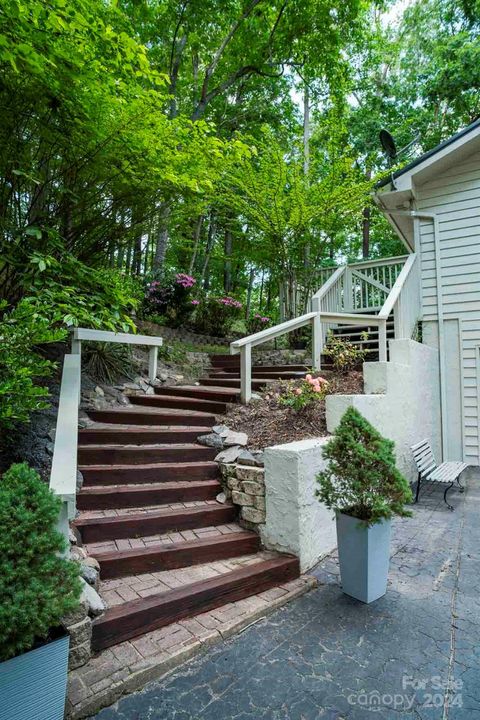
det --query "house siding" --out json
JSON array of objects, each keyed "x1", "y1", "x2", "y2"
[{"x1": 416, "y1": 150, "x2": 480, "y2": 465}]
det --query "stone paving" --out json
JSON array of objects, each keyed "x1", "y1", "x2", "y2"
[
  {"x1": 91, "y1": 468, "x2": 480, "y2": 720},
  {"x1": 67, "y1": 569, "x2": 315, "y2": 719}
]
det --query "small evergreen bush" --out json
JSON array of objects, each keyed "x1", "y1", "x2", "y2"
[
  {"x1": 316, "y1": 407, "x2": 413, "y2": 525},
  {"x1": 0, "y1": 463, "x2": 81, "y2": 662}
]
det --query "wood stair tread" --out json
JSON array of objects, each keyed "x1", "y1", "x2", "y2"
[
  {"x1": 78, "y1": 442, "x2": 212, "y2": 450},
  {"x1": 77, "y1": 479, "x2": 222, "y2": 511},
  {"x1": 94, "y1": 531, "x2": 261, "y2": 579},
  {"x1": 74, "y1": 503, "x2": 237, "y2": 542},
  {"x1": 78, "y1": 462, "x2": 218, "y2": 472},
  {"x1": 92, "y1": 555, "x2": 300, "y2": 650},
  {"x1": 79, "y1": 461, "x2": 220, "y2": 486}
]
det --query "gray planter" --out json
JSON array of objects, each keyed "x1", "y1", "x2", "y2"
[
  {"x1": 336, "y1": 512, "x2": 392, "y2": 603},
  {"x1": 0, "y1": 633, "x2": 69, "y2": 720}
]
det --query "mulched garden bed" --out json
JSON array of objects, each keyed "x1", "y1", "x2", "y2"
[{"x1": 220, "y1": 369, "x2": 364, "y2": 450}]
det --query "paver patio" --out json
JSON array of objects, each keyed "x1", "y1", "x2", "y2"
[{"x1": 92, "y1": 469, "x2": 480, "y2": 719}]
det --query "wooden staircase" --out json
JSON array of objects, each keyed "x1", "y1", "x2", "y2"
[
  {"x1": 74, "y1": 354, "x2": 307, "y2": 652},
  {"x1": 331, "y1": 316, "x2": 395, "y2": 361}
]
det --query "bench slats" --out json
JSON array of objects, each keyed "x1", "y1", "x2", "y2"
[{"x1": 411, "y1": 439, "x2": 467, "y2": 484}]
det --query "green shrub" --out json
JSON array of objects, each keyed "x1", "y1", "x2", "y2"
[
  {"x1": 24, "y1": 253, "x2": 139, "y2": 332},
  {"x1": 0, "y1": 300, "x2": 65, "y2": 429},
  {"x1": 323, "y1": 331, "x2": 368, "y2": 373},
  {"x1": 279, "y1": 374, "x2": 329, "y2": 411},
  {"x1": 192, "y1": 295, "x2": 243, "y2": 337},
  {"x1": 246, "y1": 313, "x2": 271, "y2": 335},
  {"x1": 0, "y1": 463, "x2": 82, "y2": 662},
  {"x1": 143, "y1": 274, "x2": 196, "y2": 328},
  {"x1": 316, "y1": 407, "x2": 413, "y2": 525},
  {"x1": 83, "y1": 342, "x2": 134, "y2": 384},
  {"x1": 158, "y1": 341, "x2": 187, "y2": 364}
]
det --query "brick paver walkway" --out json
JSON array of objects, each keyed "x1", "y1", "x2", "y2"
[{"x1": 92, "y1": 468, "x2": 480, "y2": 719}]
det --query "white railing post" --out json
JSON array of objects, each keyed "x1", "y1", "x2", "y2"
[
  {"x1": 344, "y1": 266, "x2": 353, "y2": 311},
  {"x1": 148, "y1": 346, "x2": 159, "y2": 382},
  {"x1": 312, "y1": 312, "x2": 322, "y2": 371},
  {"x1": 378, "y1": 319, "x2": 388, "y2": 362},
  {"x1": 240, "y1": 344, "x2": 252, "y2": 404}
]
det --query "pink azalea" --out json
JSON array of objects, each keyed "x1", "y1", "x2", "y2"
[
  {"x1": 305, "y1": 374, "x2": 312, "y2": 382},
  {"x1": 295, "y1": 388, "x2": 302, "y2": 395},
  {"x1": 191, "y1": 299, "x2": 200, "y2": 305}
]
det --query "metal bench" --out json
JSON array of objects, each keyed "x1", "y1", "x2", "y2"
[{"x1": 411, "y1": 439, "x2": 467, "y2": 510}]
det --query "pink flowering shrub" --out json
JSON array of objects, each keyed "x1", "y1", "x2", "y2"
[
  {"x1": 192, "y1": 295, "x2": 243, "y2": 337},
  {"x1": 143, "y1": 273, "x2": 197, "y2": 327},
  {"x1": 246, "y1": 313, "x2": 271, "y2": 334},
  {"x1": 279, "y1": 373, "x2": 330, "y2": 411}
]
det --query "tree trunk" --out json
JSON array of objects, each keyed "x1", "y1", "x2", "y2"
[
  {"x1": 303, "y1": 82, "x2": 311, "y2": 268},
  {"x1": 200, "y1": 211, "x2": 216, "y2": 290},
  {"x1": 223, "y1": 225, "x2": 233, "y2": 292},
  {"x1": 189, "y1": 214, "x2": 204, "y2": 275},
  {"x1": 152, "y1": 202, "x2": 171, "y2": 276},
  {"x1": 245, "y1": 267, "x2": 255, "y2": 318},
  {"x1": 362, "y1": 205, "x2": 370, "y2": 259},
  {"x1": 362, "y1": 168, "x2": 372, "y2": 259}
]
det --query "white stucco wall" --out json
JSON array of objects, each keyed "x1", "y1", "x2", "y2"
[
  {"x1": 261, "y1": 437, "x2": 336, "y2": 572},
  {"x1": 326, "y1": 339, "x2": 441, "y2": 483}
]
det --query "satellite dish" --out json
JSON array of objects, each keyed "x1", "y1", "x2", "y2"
[{"x1": 380, "y1": 129, "x2": 397, "y2": 160}]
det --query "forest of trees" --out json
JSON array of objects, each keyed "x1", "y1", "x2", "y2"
[{"x1": 0, "y1": 0, "x2": 479, "y2": 424}]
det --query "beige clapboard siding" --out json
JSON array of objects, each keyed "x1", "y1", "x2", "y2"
[{"x1": 417, "y1": 150, "x2": 480, "y2": 463}]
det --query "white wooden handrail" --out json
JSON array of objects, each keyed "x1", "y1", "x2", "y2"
[
  {"x1": 378, "y1": 253, "x2": 418, "y2": 320},
  {"x1": 231, "y1": 312, "x2": 317, "y2": 351},
  {"x1": 232, "y1": 254, "x2": 419, "y2": 404},
  {"x1": 49, "y1": 354, "x2": 81, "y2": 545},
  {"x1": 311, "y1": 266, "x2": 345, "y2": 307},
  {"x1": 72, "y1": 327, "x2": 163, "y2": 382}
]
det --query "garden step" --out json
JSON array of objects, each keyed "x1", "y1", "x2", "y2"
[
  {"x1": 87, "y1": 406, "x2": 217, "y2": 426},
  {"x1": 91, "y1": 555, "x2": 300, "y2": 650},
  {"x1": 95, "y1": 531, "x2": 261, "y2": 579},
  {"x1": 128, "y1": 394, "x2": 228, "y2": 414},
  {"x1": 210, "y1": 357, "x2": 241, "y2": 367},
  {"x1": 199, "y1": 377, "x2": 273, "y2": 389},
  {"x1": 79, "y1": 461, "x2": 220, "y2": 486},
  {"x1": 78, "y1": 443, "x2": 216, "y2": 466},
  {"x1": 208, "y1": 371, "x2": 307, "y2": 380},
  {"x1": 154, "y1": 385, "x2": 240, "y2": 403},
  {"x1": 78, "y1": 426, "x2": 212, "y2": 445},
  {"x1": 76, "y1": 479, "x2": 222, "y2": 511},
  {"x1": 74, "y1": 504, "x2": 237, "y2": 543}
]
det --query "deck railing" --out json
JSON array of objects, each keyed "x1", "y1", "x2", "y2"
[
  {"x1": 49, "y1": 328, "x2": 163, "y2": 544},
  {"x1": 231, "y1": 254, "x2": 419, "y2": 403}
]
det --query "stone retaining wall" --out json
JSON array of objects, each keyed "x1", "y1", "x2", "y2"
[
  {"x1": 218, "y1": 460, "x2": 266, "y2": 527},
  {"x1": 252, "y1": 348, "x2": 309, "y2": 366}
]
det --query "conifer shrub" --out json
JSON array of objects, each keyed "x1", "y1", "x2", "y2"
[
  {"x1": 316, "y1": 407, "x2": 413, "y2": 525},
  {"x1": 0, "y1": 463, "x2": 81, "y2": 662}
]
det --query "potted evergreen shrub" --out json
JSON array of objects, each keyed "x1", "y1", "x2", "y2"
[
  {"x1": 0, "y1": 463, "x2": 81, "y2": 719},
  {"x1": 316, "y1": 408, "x2": 412, "y2": 603}
]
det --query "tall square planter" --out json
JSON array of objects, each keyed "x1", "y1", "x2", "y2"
[
  {"x1": 336, "y1": 512, "x2": 391, "y2": 603},
  {"x1": 0, "y1": 633, "x2": 70, "y2": 720}
]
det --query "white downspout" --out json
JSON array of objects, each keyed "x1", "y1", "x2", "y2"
[{"x1": 380, "y1": 207, "x2": 447, "y2": 460}]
